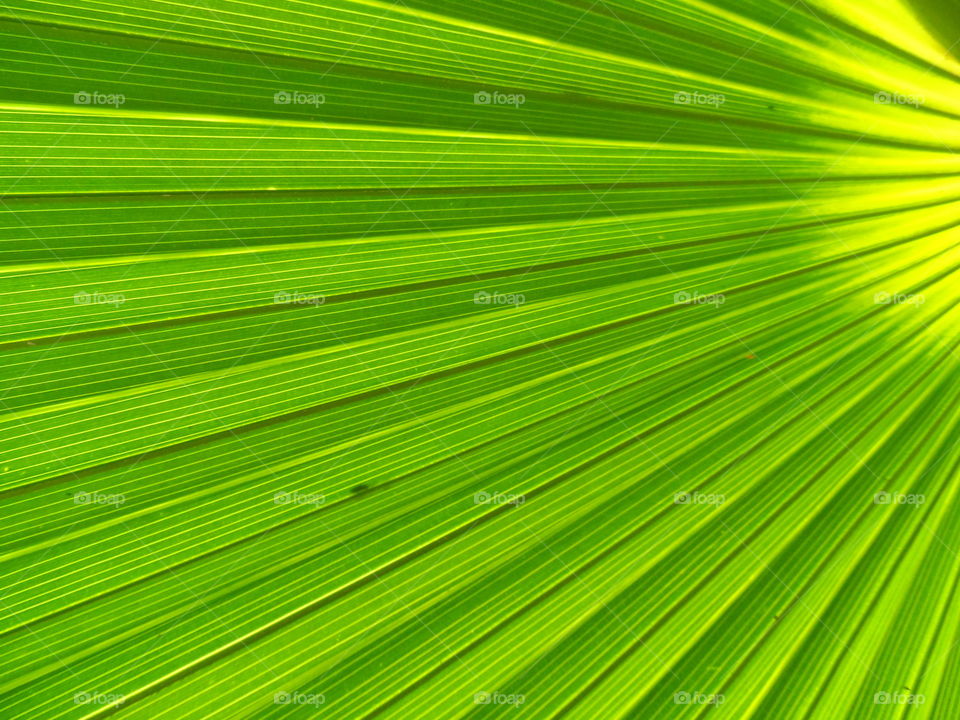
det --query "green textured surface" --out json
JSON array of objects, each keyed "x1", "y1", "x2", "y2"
[{"x1": 1, "y1": 0, "x2": 959, "y2": 718}]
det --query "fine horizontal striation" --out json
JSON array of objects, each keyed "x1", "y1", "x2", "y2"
[{"x1": 0, "y1": 1, "x2": 958, "y2": 719}]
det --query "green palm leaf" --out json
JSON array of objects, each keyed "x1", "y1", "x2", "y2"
[{"x1": 1, "y1": 0, "x2": 958, "y2": 717}]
